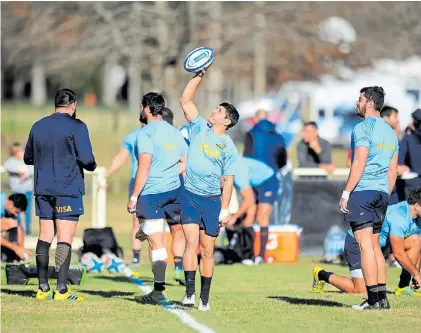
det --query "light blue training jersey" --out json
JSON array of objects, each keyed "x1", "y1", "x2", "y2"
[
  {"x1": 122, "y1": 128, "x2": 142, "y2": 180},
  {"x1": 0, "y1": 192, "x2": 7, "y2": 218},
  {"x1": 350, "y1": 117, "x2": 398, "y2": 193},
  {"x1": 348, "y1": 201, "x2": 421, "y2": 247},
  {"x1": 135, "y1": 120, "x2": 188, "y2": 195},
  {"x1": 234, "y1": 156, "x2": 275, "y2": 191},
  {"x1": 184, "y1": 115, "x2": 239, "y2": 196}
]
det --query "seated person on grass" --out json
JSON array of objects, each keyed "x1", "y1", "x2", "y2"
[
  {"x1": 312, "y1": 188, "x2": 421, "y2": 295},
  {"x1": 1, "y1": 192, "x2": 30, "y2": 262}
]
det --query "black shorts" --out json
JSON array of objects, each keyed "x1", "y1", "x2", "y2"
[
  {"x1": 35, "y1": 195, "x2": 83, "y2": 221},
  {"x1": 344, "y1": 190, "x2": 389, "y2": 234}
]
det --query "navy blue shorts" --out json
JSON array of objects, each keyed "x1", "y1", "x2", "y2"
[
  {"x1": 35, "y1": 195, "x2": 83, "y2": 221},
  {"x1": 344, "y1": 233, "x2": 362, "y2": 274},
  {"x1": 344, "y1": 190, "x2": 389, "y2": 234},
  {"x1": 164, "y1": 176, "x2": 184, "y2": 225},
  {"x1": 136, "y1": 187, "x2": 180, "y2": 220},
  {"x1": 254, "y1": 174, "x2": 279, "y2": 205},
  {"x1": 179, "y1": 189, "x2": 221, "y2": 237}
]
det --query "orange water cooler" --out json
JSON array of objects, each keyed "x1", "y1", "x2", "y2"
[{"x1": 253, "y1": 225, "x2": 302, "y2": 264}]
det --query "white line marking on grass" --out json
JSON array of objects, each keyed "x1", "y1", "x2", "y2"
[{"x1": 123, "y1": 267, "x2": 216, "y2": 333}]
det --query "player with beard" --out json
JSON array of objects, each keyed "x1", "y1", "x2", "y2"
[{"x1": 338, "y1": 86, "x2": 399, "y2": 310}]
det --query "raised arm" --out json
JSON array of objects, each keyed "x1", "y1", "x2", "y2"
[{"x1": 180, "y1": 69, "x2": 207, "y2": 121}]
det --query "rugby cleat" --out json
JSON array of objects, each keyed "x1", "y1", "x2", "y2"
[
  {"x1": 135, "y1": 290, "x2": 168, "y2": 305},
  {"x1": 174, "y1": 268, "x2": 186, "y2": 286},
  {"x1": 352, "y1": 300, "x2": 381, "y2": 310},
  {"x1": 395, "y1": 286, "x2": 421, "y2": 296},
  {"x1": 182, "y1": 293, "x2": 196, "y2": 307},
  {"x1": 130, "y1": 258, "x2": 141, "y2": 267},
  {"x1": 198, "y1": 299, "x2": 210, "y2": 311},
  {"x1": 379, "y1": 297, "x2": 391, "y2": 309},
  {"x1": 35, "y1": 289, "x2": 54, "y2": 301},
  {"x1": 135, "y1": 227, "x2": 148, "y2": 242},
  {"x1": 254, "y1": 256, "x2": 264, "y2": 266},
  {"x1": 241, "y1": 259, "x2": 255, "y2": 266},
  {"x1": 312, "y1": 267, "x2": 325, "y2": 293},
  {"x1": 53, "y1": 290, "x2": 85, "y2": 301}
]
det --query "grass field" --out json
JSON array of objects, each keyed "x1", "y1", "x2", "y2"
[
  {"x1": 2, "y1": 258, "x2": 421, "y2": 333},
  {"x1": 0, "y1": 104, "x2": 377, "y2": 333}
]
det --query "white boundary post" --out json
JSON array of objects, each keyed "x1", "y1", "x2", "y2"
[{"x1": 96, "y1": 167, "x2": 107, "y2": 228}]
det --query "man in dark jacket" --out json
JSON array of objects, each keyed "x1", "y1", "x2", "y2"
[
  {"x1": 398, "y1": 109, "x2": 421, "y2": 198},
  {"x1": 24, "y1": 88, "x2": 96, "y2": 301},
  {"x1": 243, "y1": 109, "x2": 287, "y2": 265}
]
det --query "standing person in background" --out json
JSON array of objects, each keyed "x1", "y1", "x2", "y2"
[
  {"x1": 380, "y1": 106, "x2": 400, "y2": 204},
  {"x1": 4, "y1": 142, "x2": 34, "y2": 235},
  {"x1": 297, "y1": 121, "x2": 335, "y2": 174},
  {"x1": 25, "y1": 88, "x2": 96, "y2": 301},
  {"x1": 398, "y1": 109, "x2": 421, "y2": 199},
  {"x1": 99, "y1": 126, "x2": 144, "y2": 267},
  {"x1": 243, "y1": 109, "x2": 287, "y2": 265}
]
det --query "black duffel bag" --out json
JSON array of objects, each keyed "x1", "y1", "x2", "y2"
[{"x1": 78, "y1": 227, "x2": 123, "y2": 261}]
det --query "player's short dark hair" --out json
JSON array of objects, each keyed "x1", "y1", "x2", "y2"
[
  {"x1": 8, "y1": 193, "x2": 28, "y2": 211},
  {"x1": 55, "y1": 89, "x2": 77, "y2": 108},
  {"x1": 220, "y1": 102, "x2": 239, "y2": 129},
  {"x1": 360, "y1": 86, "x2": 385, "y2": 111},
  {"x1": 162, "y1": 107, "x2": 174, "y2": 125},
  {"x1": 303, "y1": 121, "x2": 318, "y2": 130},
  {"x1": 380, "y1": 106, "x2": 398, "y2": 118},
  {"x1": 408, "y1": 188, "x2": 421, "y2": 206},
  {"x1": 142, "y1": 92, "x2": 165, "y2": 116}
]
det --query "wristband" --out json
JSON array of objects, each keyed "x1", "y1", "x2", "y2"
[
  {"x1": 218, "y1": 208, "x2": 230, "y2": 221},
  {"x1": 341, "y1": 191, "x2": 350, "y2": 200},
  {"x1": 98, "y1": 179, "x2": 107, "y2": 187},
  {"x1": 130, "y1": 195, "x2": 138, "y2": 202}
]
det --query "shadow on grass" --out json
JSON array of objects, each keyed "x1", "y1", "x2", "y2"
[
  {"x1": 324, "y1": 290, "x2": 394, "y2": 295},
  {"x1": 268, "y1": 296, "x2": 345, "y2": 308},
  {"x1": 1, "y1": 288, "x2": 36, "y2": 298},
  {"x1": 94, "y1": 275, "x2": 176, "y2": 286},
  {"x1": 122, "y1": 297, "x2": 193, "y2": 310},
  {"x1": 79, "y1": 289, "x2": 135, "y2": 298}
]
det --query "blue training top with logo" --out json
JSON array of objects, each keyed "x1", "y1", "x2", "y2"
[
  {"x1": 234, "y1": 156, "x2": 275, "y2": 191},
  {"x1": 0, "y1": 192, "x2": 7, "y2": 218},
  {"x1": 184, "y1": 115, "x2": 239, "y2": 196},
  {"x1": 122, "y1": 128, "x2": 142, "y2": 180},
  {"x1": 135, "y1": 120, "x2": 188, "y2": 195},
  {"x1": 350, "y1": 117, "x2": 398, "y2": 193},
  {"x1": 348, "y1": 201, "x2": 421, "y2": 247}
]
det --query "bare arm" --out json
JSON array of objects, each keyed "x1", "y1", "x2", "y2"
[
  {"x1": 232, "y1": 186, "x2": 255, "y2": 220},
  {"x1": 344, "y1": 147, "x2": 369, "y2": 192},
  {"x1": 221, "y1": 175, "x2": 234, "y2": 210},
  {"x1": 130, "y1": 154, "x2": 152, "y2": 199},
  {"x1": 388, "y1": 154, "x2": 398, "y2": 194},
  {"x1": 104, "y1": 147, "x2": 130, "y2": 179},
  {"x1": 390, "y1": 236, "x2": 420, "y2": 278},
  {"x1": 180, "y1": 70, "x2": 206, "y2": 121}
]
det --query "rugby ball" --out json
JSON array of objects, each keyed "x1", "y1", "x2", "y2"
[
  {"x1": 184, "y1": 46, "x2": 214, "y2": 73},
  {"x1": 102, "y1": 253, "x2": 125, "y2": 273},
  {"x1": 80, "y1": 252, "x2": 104, "y2": 273}
]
